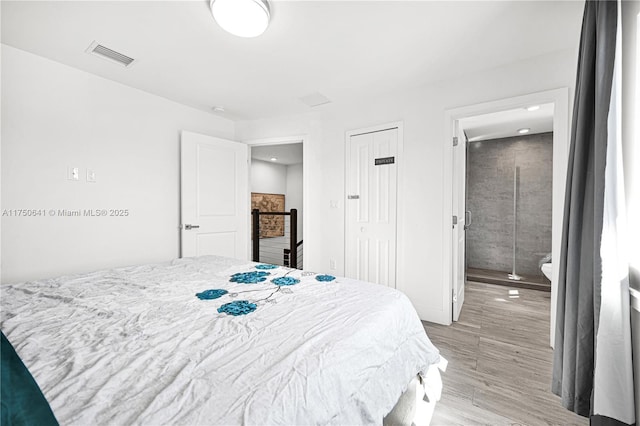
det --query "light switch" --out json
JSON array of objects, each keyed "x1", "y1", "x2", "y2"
[
  {"x1": 330, "y1": 259, "x2": 337, "y2": 270},
  {"x1": 67, "y1": 167, "x2": 79, "y2": 181},
  {"x1": 86, "y1": 169, "x2": 96, "y2": 183}
]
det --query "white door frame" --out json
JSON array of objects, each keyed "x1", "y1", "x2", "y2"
[
  {"x1": 443, "y1": 88, "x2": 569, "y2": 346},
  {"x1": 345, "y1": 122, "x2": 404, "y2": 289},
  {"x1": 243, "y1": 135, "x2": 310, "y2": 263}
]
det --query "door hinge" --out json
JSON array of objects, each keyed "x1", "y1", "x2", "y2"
[
  {"x1": 453, "y1": 289, "x2": 458, "y2": 302},
  {"x1": 453, "y1": 136, "x2": 459, "y2": 146},
  {"x1": 452, "y1": 215, "x2": 458, "y2": 226}
]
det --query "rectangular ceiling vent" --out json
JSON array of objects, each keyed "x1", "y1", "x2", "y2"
[
  {"x1": 86, "y1": 41, "x2": 135, "y2": 67},
  {"x1": 299, "y1": 92, "x2": 331, "y2": 108}
]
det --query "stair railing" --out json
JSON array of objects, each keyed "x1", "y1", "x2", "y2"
[{"x1": 252, "y1": 208, "x2": 298, "y2": 269}]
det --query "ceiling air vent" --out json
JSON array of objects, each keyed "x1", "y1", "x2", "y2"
[
  {"x1": 85, "y1": 41, "x2": 135, "y2": 67},
  {"x1": 299, "y1": 92, "x2": 331, "y2": 108}
]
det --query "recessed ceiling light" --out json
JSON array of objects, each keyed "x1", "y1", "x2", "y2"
[
  {"x1": 212, "y1": 106, "x2": 225, "y2": 113},
  {"x1": 526, "y1": 105, "x2": 540, "y2": 112},
  {"x1": 518, "y1": 128, "x2": 531, "y2": 134},
  {"x1": 210, "y1": 0, "x2": 270, "y2": 38},
  {"x1": 270, "y1": 157, "x2": 277, "y2": 162}
]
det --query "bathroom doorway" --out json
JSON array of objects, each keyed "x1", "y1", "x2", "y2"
[
  {"x1": 460, "y1": 104, "x2": 555, "y2": 291},
  {"x1": 444, "y1": 88, "x2": 570, "y2": 346}
]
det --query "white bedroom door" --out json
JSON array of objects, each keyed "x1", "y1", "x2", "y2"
[
  {"x1": 345, "y1": 126, "x2": 398, "y2": 288},
  {"x1": 452, "y1": 121, "x2": 466, "y2": 321},
  {"x1": 180, "y1": 130, "x2": 249, "y2": 259}
]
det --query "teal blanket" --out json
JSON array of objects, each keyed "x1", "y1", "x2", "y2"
[{"x1": 1, "y1": 331, "x2": 58, "y2": 426}]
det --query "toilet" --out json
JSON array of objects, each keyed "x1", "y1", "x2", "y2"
[{"x1": 541, "y1": 263, "x2": 552, "y2": 281}]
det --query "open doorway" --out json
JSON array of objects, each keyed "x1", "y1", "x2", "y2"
[
  {"x1": 460, "y1": 103, "x2": 555, "y2": 291},
  {"x1": 248, "y1": 139, "x2": 305, "y2": 268},
  {"x1": 444, "y1": 88, "x2": 570, "y2": 346}
]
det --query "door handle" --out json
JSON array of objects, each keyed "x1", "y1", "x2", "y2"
[
  {"x1": 184, "y1": 224, "x2": 200, "y2": 230},
  {"x1": 464, "y1": 210, "x2": 471, "y2": 230}
]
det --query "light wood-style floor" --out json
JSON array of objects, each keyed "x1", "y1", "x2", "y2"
[{"x1": 423, "y1": 281, "x2": 587, "y2": 426}]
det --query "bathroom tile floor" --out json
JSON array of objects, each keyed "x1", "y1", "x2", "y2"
[{"x1": 424, "y1": 281, "x2": 587, "y2": 426}]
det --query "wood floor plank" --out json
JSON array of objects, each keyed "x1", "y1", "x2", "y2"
[{"x1": 424, "y1": 281, "x2": 587, "y2": 426}]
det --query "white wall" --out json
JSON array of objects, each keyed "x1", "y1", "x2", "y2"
[
  {"x1": 286, "y1": 163, "x2": 303, "y2": 240},
  {"x1": 1, "y1": 45, "x2": 235, "y2": 283},
  {"x1": 250, "y1": 160, "x2": 287, "y2": 195},
  {"x1": 237, "y1": 48, "x2": 578, "y2": 323}
]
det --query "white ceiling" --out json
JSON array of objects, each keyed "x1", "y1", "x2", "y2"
[
  {"x1": 460, "y1": 103, "x2": 555, "y2": 142},
  {"x1": 251, "y1": 143, "x2": 303, "y2": 165},
  {"x1": 1, "y1": 1, "x2": 583, "y2": 122}
]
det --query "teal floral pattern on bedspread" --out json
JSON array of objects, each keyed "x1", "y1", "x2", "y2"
[
  {"x1": 315, "y1": 275, "x2": 335, "y2": 282},
  {"x1": 195, "y1": 289, "x2": 228, "y2": 300},
  {"x1": 217, "y1": 300, "x2": 257, "y2": 316},
  {"x1": 271, "y1": 277, "x2": 300, "y2": 286},
  {"x1": 255, "y1": 264, "x2": 278, "y2": 270},
  {"x1": 196, "y1": 264, "x2": 338, "y2": 316},
  {"x1": 229, "y1": 271, "x2": 270, "y2": 284}
]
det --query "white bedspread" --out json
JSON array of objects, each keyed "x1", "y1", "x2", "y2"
[{"x1": 0, "y1": 256, "x2": 440, "y2": 425}]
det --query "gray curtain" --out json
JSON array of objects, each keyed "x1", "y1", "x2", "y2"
[{"x1": 551, "y1": 0, "x2": 619, "y2": 421}]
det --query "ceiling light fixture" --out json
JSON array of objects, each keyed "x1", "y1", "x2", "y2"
[
  {"x1": 518, "y1": 128, "x2": 531, "y2": 134},
  {"x1": 270, "y1": 157, "x2": 277, "y2": 162},
  {"x1": 210, "y1": 0, "x2": 270, "y2": 38},
  {"x1": 526, "y1": 105, "x2": 540, "y2": 112}
]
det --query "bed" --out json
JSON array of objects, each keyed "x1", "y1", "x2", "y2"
[{"x1": 0, "y1": 255, "x2": 443, "y2": 425}]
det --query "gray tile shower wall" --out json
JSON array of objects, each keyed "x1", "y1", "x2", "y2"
[{"x1": 466, "y1": 132, "x2": 553, "y2": 276}]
